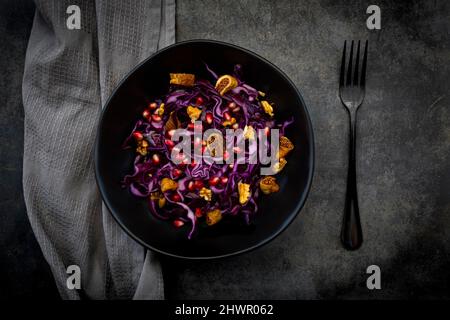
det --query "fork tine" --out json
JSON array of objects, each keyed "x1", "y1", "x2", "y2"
[
  {"x1": 353, "y1": 40, "x2": 360, "y2": 86},
  {"x1": 360, "y1": 40, "x2": 368, "y2": 88},
  {"x1": 339, "y1": 41, "x2": 347, "y2": 88},
  {"x1": 346, "y1": 40, "x2": 354, "y2": 86}
]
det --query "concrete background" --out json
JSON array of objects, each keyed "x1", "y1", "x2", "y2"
[{"x1": 1, "y1": 0, "x2": 450, "y2": 299}]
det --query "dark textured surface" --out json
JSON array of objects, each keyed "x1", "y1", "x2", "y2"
[
  {"x1": 165, "y1": 0, "x2": 450, "y2": 299},
  {"x1": 1, "y1": 0, "x2": 450, "y2": 299},
  {"x1": 0, "y1": 0, "x2": 59, "y2": 298}
]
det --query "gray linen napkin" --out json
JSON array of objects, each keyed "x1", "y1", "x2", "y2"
[{"x1": 22, "y1": 0, "x2": 175, "y2": 299}]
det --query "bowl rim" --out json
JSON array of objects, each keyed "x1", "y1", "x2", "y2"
[{"x1": 94, "y1": 39, "x2": 315, "y2": 260}]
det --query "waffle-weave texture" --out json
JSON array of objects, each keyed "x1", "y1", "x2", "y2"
[{"x1": 22, "y1": 0, "x2": 175, "y2": 299}]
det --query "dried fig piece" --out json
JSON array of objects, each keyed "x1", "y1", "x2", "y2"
[
  {"x1": 164, "y1": 111, "x2": 181, "y2": 132},
  {"x1": 273, "y1": 158, "x2": 287, "y2": 173},
  {"x1": 170, "y1": 73, "x2": 195, "y2": 86},
  {"x1": 278, "y1": 136, "x2": 294, "y2": 158},
  {"x1": 136, "y1": 139, "x2": 149, "y2": 156},
  {"x1": 215, "y1": 75, "x2": 238, "y2": 95},
  {"x1": 205, "y1": 132, "x2": 223, "y2": 157},
  {"x1": 259, "y1": 176, "x2": 280, "y2": 194}
]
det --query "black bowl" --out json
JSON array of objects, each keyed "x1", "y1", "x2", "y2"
[{"x1": 95, "y1": 40, "x2": 314, "y2": 259}]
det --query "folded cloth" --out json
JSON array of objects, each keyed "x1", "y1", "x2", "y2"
[{"x1": 22, "y1": 0, "x2": 175, "y2": 299}]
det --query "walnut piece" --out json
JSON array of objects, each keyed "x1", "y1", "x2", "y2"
[
  {"x1": 187, "y1": 106, "x2": 202, "y2": 122},
  {"x1": 160, "y1": 178, "x2": 178, "y2": 192},
  {"x1": 150, "y1": 192, "x2": 166, "y2": 208},
  {"x1": 199, "y1": 187, "x2": 212, "y2": 201},
  {"x1": 238, "y1": 181, "x2": 251, "y2": 205},
  {"x1": 260, "y1": 100, "x2": 274, "y2": 117},
  {"x1": 223, "y1": 117, "x2": 236, "y2": 127},
  {"x1": 156, "y1": 103, "x2": 165, "y2": 116},
  {"x1": 243, "y1": 125, "x2": 255, "y2": 140},
  {"x1": 206, "y1": 209, "x2": 222, "y2": 226}
]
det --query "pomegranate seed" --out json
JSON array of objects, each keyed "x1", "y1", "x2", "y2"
[
  {"x1": 152, "y1": 114, "x2": 162, "y2": 122},
  {"x1": 205, "y1": 112, "x2": 213, "y2": 124},
  {"x1": 223, "y1": 151, "x2": 230, "y2": 160},
  {"x1": 190, "y1": 161, "x2": 196, "y2": 168},
  {"x1": 149, "y1": 102, "x2": 158, "y2": 110},
  {"x1": 233, "y1": 146, "x2": 242, "y2": 154},
  {"x1": 193, "y1": 180, "x2": 204, "y2": 189},
  {"x1": 152, "y1": 154, "x2": 160, "y2": 164},
  {"x1": 132, "y1": 131, "x2": 143, "y2": 140},
  {"x1": 264, "y1": 126, "x2": 270, "y2": 136},
  {"x1": 195, "y1": 208, "x2": 203, "y2": 218},
  {"x1": 187, "y1": 181, "x2": 195, "y2": 191},
  {"x1": 201, "y1": 145, "x2": 206, "y2": 154},
  {"x1": 196, "y1": 96, "x2": 204, "y2": 105},
  {"x1": 172, "y1": 168, "x2": 182, "y2": 178},
  {"x1": 173, "y1": 220, "x2": 184, "y2": 227},
  {"x1": 165, "y1": 139, "x2": 175, "y2": 148},
  {"x1": 171, "y1": 193, "x2": 181, "y2": 202},
  {"x1": 220, "y1": 176, "x2": 229, "y2": 185},
  {"x1": 223, "y1": 112, "x2": 231, "y2": 121},
  {"x1": 142, "y1": 109, "x2": 151, "y2": 120},
  {"x1": 209, "y1": 176, "x2": 220, "y2": 186},
  {"x1": 228, "y1": 102, "x2": 236, "y2": 109},
  {"x1": 187, "y1": 123, "x2": 195, "y2": 130}
]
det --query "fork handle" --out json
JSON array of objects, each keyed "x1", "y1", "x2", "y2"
[{"x1": 341, "y1": 111, "x2": 363, "y2": 250}]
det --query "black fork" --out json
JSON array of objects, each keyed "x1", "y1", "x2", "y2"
[{"x1": 339, "y1": 40, "x2": 368, "y2": 250}]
